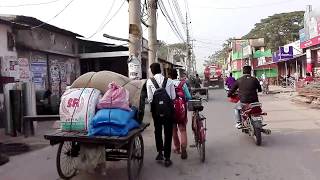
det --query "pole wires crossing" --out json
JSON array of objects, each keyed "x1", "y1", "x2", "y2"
[
  {"x1": 158, "y1": 0, "x2": 185, "y2": 42},
  {"x1": 31, "y1": 0, "x2": 75, "y2": 29},
  {"x1": 0, "y1": 0, "x2": 62, "y2": 8}
]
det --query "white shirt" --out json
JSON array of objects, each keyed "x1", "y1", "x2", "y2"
[{"x1": 146, "y1": 74, "x2": 176, "y2": 103}]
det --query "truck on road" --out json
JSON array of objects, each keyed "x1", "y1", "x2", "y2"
[{"x1": 203, "y1": 64, "x2": 224, "y2": 88}]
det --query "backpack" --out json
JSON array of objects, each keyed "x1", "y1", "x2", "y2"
[
  {"x1": 173, "y1": 81, "x2": 187, "y2": 124},
  {"x1": 150, "y1": 78, "x2": 174, "y2": 119}
]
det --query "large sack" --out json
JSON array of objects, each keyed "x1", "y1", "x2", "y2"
[
  {"x1": 97, "y1": 82, "x2": 131, "y2": 111},
  {"x1": 91, "y1": 109, "x2": 136, "y2": 128},
  {"x1": 60, "y1": 88, "x2": 101, "y2": 131},
  {"x1": 71, "y1": 71, "x2": 130, "y2": 92},
  {"x1": 70, "y1": 71, "x2": 147, "y2": 122}
]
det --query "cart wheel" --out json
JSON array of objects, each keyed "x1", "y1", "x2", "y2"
[
  {"x1": 127, "y1": 134, "x2": 144, "y2": 180},
  {"x1": 56, "y1": 141, "x2": 78, "y2": 179}
]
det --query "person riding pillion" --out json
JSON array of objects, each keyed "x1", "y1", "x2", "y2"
[
  {"x1": 228, "y1": 66, "x2": 262, "y2": 128},
  {"x1": 146, "y1": 63, "x2": 176, "y2": 167}
]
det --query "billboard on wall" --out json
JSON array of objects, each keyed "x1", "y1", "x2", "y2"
[
  {"x1": 249, "y1": 38, "x2": 265, "y2": 47},
  {"x1": 272, "y1": 52, "x2": 280, "y2": 62},
  {"x1": 300, "y1": 35, "x2": 320, "y2": 49},
  {"x1": 301, "y1": 5, "x2": 320, "y2": 47},
  {"x1": 279, "y1": 46, "x2": 294, "y2": 59},
  {"x1": 299, "y1": 29, "x2": 307, "y2": 42},
  {"x1": 232, "y1": 39, "x2": 249, "y2": 52},
  {"x1": 242, "y1": 45, "x2": 252, "y2": 58},
  {"x1": 272, "y1": 46, "x2": 294, "y2": 62}
]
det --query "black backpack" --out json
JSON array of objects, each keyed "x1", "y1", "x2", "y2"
[{"x1": 150, "y1": 77, "x2": 174, "y2": 118}]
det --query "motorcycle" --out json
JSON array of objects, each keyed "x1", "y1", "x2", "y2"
[{"x1": 229, "y1": 96, "x2": 271, "y2": 146}]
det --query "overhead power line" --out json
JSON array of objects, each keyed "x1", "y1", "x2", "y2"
[
  {"x1": 89, "y1": 0, "x2": 126, "y2": 38},
  {"x1": 172, "y1": 0, "x2": 185, "y2": 30},
  {"x1": 86, "y1": 0, "x2": 117, "y2": 38},
  {"x1": 158, "y1": 0, "x2": 185, "y2": 42},
  {"x1": 166, "y1": 0, "x2": 185, "y2": 37},
  {"x1": 31, "y1": 0, "x2": 75, "y2": 29},
  {"x1": 0, "y1": 0, "x2": 62, "y2": 8},
  {"x1": 196, "y1": 0, "x2": 297, "y2": 10}
]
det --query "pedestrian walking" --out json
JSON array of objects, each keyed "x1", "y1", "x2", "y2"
[
  {"x1": 170, "y1": 70, "x2": 192, "y2": 159},
  {"x1": 194, "y1": 74, "x2": 202, "y2": 88},
  {"x1": 146, "y1": 63, "x2": 176, "y2": 167}
]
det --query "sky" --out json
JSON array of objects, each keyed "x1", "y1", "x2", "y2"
[{"x1": 1, "y1": 0, "x2": 320, "y2": 72}]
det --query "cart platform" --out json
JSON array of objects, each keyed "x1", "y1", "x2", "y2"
[{"x1": 44, "y1": 123, "x2": 150, "y2": 145}]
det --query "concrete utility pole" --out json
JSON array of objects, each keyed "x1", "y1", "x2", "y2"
[
  {"x1": 147, "y1": 0, "x2": 158, "y2": 76},
  {"x1": 186, "y1": 14, "x2": 192, "y2": 75},
  {"x1": 128, "y1": 0, "x2": 142, "y2": 79}
]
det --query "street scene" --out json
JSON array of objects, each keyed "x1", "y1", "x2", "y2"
[
  {"x1": 1, "y1": 0, "x2": 320, "y2": 180},
  {"x1": 1, "y1": 90, "x2": 320, "y2": 180}
]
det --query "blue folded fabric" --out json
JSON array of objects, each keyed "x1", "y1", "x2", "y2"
[
  {"x1": 91, "y1": 109, "x2": 136, "y2": 128},
  {"x1": 88, "y1": 118, "x2": 139, "y2": 137}
]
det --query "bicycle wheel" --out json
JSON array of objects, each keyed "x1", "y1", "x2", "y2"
[{"x1": 199, "y1": 141, "x2": 205, "y2": 162}]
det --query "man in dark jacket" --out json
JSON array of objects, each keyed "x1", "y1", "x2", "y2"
[{"x1": 228, "y1": 66, "x2": 262, "y2": 128}]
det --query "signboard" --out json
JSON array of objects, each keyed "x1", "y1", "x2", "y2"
[
  {"x1": 318, "y1": 17, "x2": 320, "y2": 37},
  {"x1": 232, "y1": 40, "x2": 249, "y2": 52},
  {"x1": 18, "y1": 58, "x2": 30, "y2": 82},
  {"x1": 279, "y1": 46, "x2": 293, "y2": 59},
  {"x1": 249, "y1": 38, "x2": 265, "y2": 47},
  {"x1": 242, "y1": 45, "x2": 252, "y2": 58},
  {"x1": 300, "y1": 35, "x2": 320, "y2": 49},
  {"x1": 314, "y1": 67, "x2": 320, "y2": 77},
  {"x1": 272, "y1": 52, "x2": 280, "y2": 62},
  {"x1": 301, "y1": 6, "x2": 320, "y2": 46},
  {"x1": 309, "y1": 16, "x2": 319, "y2": 39},
  {"x1": 299, "y1": 29, "x2": 307, "y2": 42},
  {"x1": 257, "y1": 57, "x2": 266, "y2": 66},
  {"x1": 31, "y1": 61, "x2": 47, "y2": 90}
]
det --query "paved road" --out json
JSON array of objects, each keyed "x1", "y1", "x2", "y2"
[{"x1": 1, "y1": 89, "x2": 320, "y2": 180}]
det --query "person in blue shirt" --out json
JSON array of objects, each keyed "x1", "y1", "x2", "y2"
[{"x1": 171, "y1": 70, "x2": 192, "y2": 159}]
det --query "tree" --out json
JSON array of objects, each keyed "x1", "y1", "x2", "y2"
[
  {"x1": 158, "y1": 42, "x2": 187, "y2": 62},
  {"x1": 205, "y1": 39, "x2": 232, "y2": 66},
  {"x1": 243, "y1": 11, "x2": 304, "y2": 51}
]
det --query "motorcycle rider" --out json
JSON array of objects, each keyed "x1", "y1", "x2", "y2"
[{"x1": 228, "y1": 66, "x2": 262, "y2": 128}]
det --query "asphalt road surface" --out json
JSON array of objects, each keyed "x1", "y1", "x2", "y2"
[{"x1": 1, "y1": 89, "x2": 320, "y2": 180}]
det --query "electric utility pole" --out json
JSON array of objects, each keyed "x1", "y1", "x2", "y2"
[
  {"x1": 128, "y1": 0, "x2": 142, "y2": 79},
  {"x1": 147, "y1": 0, "x2": 158, "y2": 77},
  {"x1": 186, "y1": 13, "x2": 192, "y2": 75}
]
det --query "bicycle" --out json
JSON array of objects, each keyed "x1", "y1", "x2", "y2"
[{"x1": 188, "y1": 98, "x2": 207, "y2": 162}]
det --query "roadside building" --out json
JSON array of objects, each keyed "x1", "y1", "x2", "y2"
[
  {"x1": 0, "y1": 15, "x2": 82, "y2": 116},
  {"x1": 299, "y1": 5, "x2": 320, "y2": 77},
  {"x1": 79, "y1": 38, "x2": 149, "y2": 79},
  {"x1": 273, "y1": 41, "x2": 306, "y2": 80},
  {"x1": 229, "y1": 38, "x2": 278, "y2": 81}
]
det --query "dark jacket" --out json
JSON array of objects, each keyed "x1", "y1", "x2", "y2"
[{"x1": 228, "y1": 74, "x2": 262, "y2": 103}]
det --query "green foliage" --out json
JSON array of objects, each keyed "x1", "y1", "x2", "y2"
[
  {"x1": 204, "y1": 38, "x2": 232, "y2": 66},
  {"x1": 243, "y1": 11, "x2": 304, "y2": 51},
  {"x1": 158, "y1": 41, "x2": 187, "y2": 61}
]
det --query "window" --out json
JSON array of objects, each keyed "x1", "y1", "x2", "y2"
[{"x1": 7, "y1": 32, "x2": 14, "y2": 51}]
